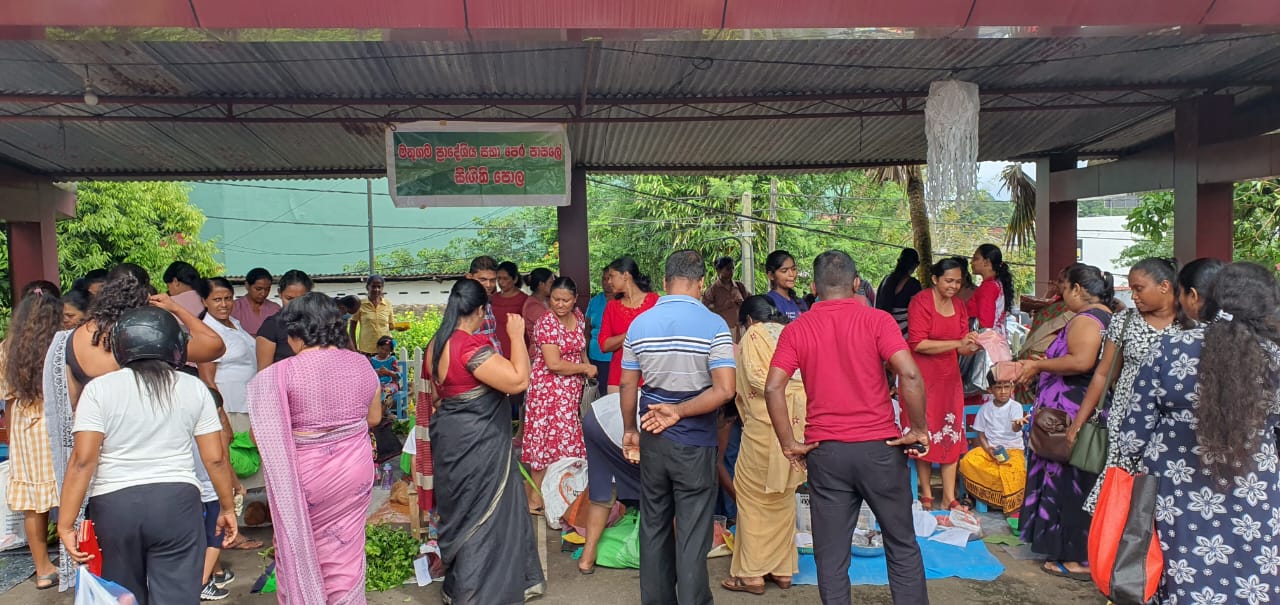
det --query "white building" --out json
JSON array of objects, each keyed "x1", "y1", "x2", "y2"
[
  {"x1": 1076, "y1": 215, "x2": 1139, "y2": 286},
  {"x1": 232, "y1": 273, "x2": 462, "y2": 309}
]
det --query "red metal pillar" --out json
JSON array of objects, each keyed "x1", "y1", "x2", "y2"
[
  {"x1": 7, "y1": 212, "x2": 59, "y2": 300},
  {"x1": 558, "y1": 167, "x2": 590, "y2": 310},
  {"x1": 1035, "y1": 154, "x2": 1078, "y2": 295},
  {"x1": 1174, "y1": 95, "x2": 1234, "y2": 263}
]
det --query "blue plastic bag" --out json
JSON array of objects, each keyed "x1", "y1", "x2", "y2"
[{"x1": 74, "y1": 566, "x2": 136, "y2": 605}]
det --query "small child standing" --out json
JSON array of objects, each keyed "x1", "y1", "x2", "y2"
[{"x1": 958, "y1": 364, "x2": 1028, "y2": 517}]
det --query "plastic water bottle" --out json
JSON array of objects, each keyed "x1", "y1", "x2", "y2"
[{"x1": 381, "y1": 462, "x2": 393, "y2": 489}]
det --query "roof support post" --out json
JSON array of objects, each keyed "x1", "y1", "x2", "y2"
[
  {"x1": 6, "y1": 213, "x2": 59, "y2": 300},
  {"x1": 1035, "y1": 154, "x2": 1078, "y2": 296},
  {"x1": 1174, "y1": 95, "x2": 1235, "y2": 262},
  {"x1": 559, "y1": 167, "x2": 590, "y2": 310}
]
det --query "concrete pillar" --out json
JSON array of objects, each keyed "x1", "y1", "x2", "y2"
[
  {"x1": 1035, "y1": 154, "x2": 1078, "y2": 295},
  {"x1": 7, "y1": 213, "x2": 59, "y2": 300},
  {"x1": 558, "y1": 167, "x2": 590, "y2": 309},
  {"x1": 1174, "y1": 95, "x2": 1234, "y2": 263}
]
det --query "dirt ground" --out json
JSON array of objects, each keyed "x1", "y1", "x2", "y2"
[{"x1": 0, "y1": 524, "x2": 1106, "y2": 604}]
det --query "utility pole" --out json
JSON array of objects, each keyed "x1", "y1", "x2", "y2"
[
  {"x1": 739, "y1": 191, "x2": 754, "y2": 290},
  {"x1": 767, "y1": 177, "x2": 778, "y2": 252},
  {"x1": 366, "y1": 178, "x2": 375, "y2": 273}
]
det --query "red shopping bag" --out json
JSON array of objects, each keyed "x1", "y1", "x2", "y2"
[
  {"x1": 1088, "y1": 467, "x2": 1163, "y2": 605},
  {"x1": 78, "y1": 520, "x2": 103, "y2": 577}
]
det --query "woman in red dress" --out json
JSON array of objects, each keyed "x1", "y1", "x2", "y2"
[
  {"x1": 906, "y1": 257, "x2": 981, "y2": 510},
  {"x1": 597, "y1": 257, "x2": 658, "y2": 394},
  {"x1": 522, "y1": 277, "x2": 598, "y2": 512},
  {"x1": 491, "y1": 261, "x2": 530, "y2": 357}
]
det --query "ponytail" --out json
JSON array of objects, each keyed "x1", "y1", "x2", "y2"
[
  {"x1": 429, "y1": 279, "x2": 488, "y2": 378},
  {"x1": 976, "y1": 244, "x2": 1015, "y2": 311}
]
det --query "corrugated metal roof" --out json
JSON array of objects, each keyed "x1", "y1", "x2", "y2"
[{"x1": 0, "y1": 34, "x2": 1278, "y2": 177}]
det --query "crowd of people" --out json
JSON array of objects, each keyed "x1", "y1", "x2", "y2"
[{"x1": 0, "y1": 241, "x2": 1276, "y2": 605}]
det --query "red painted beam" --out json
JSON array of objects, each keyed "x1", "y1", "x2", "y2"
[{"x1": 4, "y1": 0, "x2": 1280, "y2": 30}]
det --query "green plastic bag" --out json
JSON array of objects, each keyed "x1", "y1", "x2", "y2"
[
  {"x1": 593, "y1": 508, "x2": 640, "y2": 569},
  {"x1": 400, "y1": 452, "x2": 412, "y2": 476},
  {"x1": 228, "y1": 432, "x2": 261, "y2": 478}
]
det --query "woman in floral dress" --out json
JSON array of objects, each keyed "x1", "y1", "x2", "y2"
[
  {"x1": 1068, "y1": 258, "x2": 1180, "y2": 512},
  {"x1": 1121, "y1": 262, "x2": 1279, "y2": 605},
  {"x1": 907, "y1": 258, "x2": 980, "y2": 509},
  {"x1": 522, "y1": 277, "x2": 597, "y2": 513}
]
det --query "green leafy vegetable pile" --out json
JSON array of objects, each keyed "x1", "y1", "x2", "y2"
[{"x1": 364, "y1": 523, "x2": 420, "y2": 591}]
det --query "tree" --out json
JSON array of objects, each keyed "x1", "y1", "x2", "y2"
[
  {"x1": 869, "y1": 166, "x2": 933, "y2": 284},
  {"x1": 54, "y1": 181, "x2": 222, "y2": 291},
  {"x1": 1116, "y1": 179, "x2": 1280, "y2": 268}
]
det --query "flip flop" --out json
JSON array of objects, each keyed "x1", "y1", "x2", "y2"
[
  {"x1": 764, "y1": 574, "x2": 792, "y2": 590},
  {"x1": 225, "y1": 537, "x2": 265, "y2": 550},
  {"x1": 721, "y1": 577, "x2": 765, "y2": 595},
  {"x1": 528, "y1": 507, "x2": 545, "y2": 517},
  {"x1": 1042, "y1": 562, "x2": 1091, "y2": 582},
  {"x1": 34, "y1": 572, "x2": 57, "y2": 590}
]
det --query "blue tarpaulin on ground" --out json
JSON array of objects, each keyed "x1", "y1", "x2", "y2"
[{"x1": 793, "y1": 537, "x2": 1004, "y2": 585}]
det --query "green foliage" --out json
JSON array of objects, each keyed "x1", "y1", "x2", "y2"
[
  {"x1": 364, "y1": 523, "x2": 420, "y2": 592},
  {"x1": 342, "y1": 173, "x2": 1036, "y2": 296},
  {"x1": 394, "y1": 309, "x2": 443, "y2": 354},
  {"x1": 56, "y1": 182, "x2": 223, "y2": 291},
  {"x1": 1117, "y1": 180, "x2": 1280, "y2": 268}
]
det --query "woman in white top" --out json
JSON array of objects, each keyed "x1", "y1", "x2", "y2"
[
  {"x1": 197, "y1": 277, "x2": 258, "y2": 434},
  {"x1": 58, "y1": 306, "x2": 238, "y2": 605}
]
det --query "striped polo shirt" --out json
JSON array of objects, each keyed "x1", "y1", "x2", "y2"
[{"x1": 621, "y1": 295, "x2": 735, "y2": 447}]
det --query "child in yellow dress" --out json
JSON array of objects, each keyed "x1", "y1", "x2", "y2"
[{"x1": 958, "y1": 367, "x2": 1028, "y2": 517}]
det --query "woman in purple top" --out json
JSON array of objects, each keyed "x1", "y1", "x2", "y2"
[
  {"x1": 1015, "y1": 264, "x2": 1116, "y2": 580},
  {"x1": 764, "y1": 250, "x2": 807, "y2": 320}
]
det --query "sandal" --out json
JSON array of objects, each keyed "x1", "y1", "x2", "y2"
[
  {"x1": 224, "y1": 536, "x2": 265, "y2": 550},
  {"x1": 764, "y1": 574, "x2": 792, "y2": 590},
  {"x1": 577, "y1": 564, "x2": 595, "y2": 575},
  {"x1": 1041, "y1": 561, "x2": 1091, "y2": 582},
  {"x1": 529, "y1": 506, "x2": 545, "y2": 517},
  {"x1": 721, "y1": 577, "x2": 765, "y2": 595},
  {"x1": 948, "y1": 500, "x2": 968, "y2": 511},
  {"x1": 919, "y1": 496, "x2": 935, "y2": 510},
  {"x1": 34, "y1": 572, "x2": 57, "y2": 590}
]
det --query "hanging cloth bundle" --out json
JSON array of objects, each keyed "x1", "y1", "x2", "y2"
[{"x1": 924, "y1": 80, "x2": 980, "y2": 213}]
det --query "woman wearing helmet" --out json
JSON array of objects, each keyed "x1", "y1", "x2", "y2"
[{"x1": 56, "y1": 306, "x2": 239, "y2": 605}]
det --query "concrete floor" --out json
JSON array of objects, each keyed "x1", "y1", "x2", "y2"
[{"x1": 0, "y1": 525, "x2": 1106, "y2": 604}]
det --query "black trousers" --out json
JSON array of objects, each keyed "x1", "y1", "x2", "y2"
[
  {"x1": 88, "y1": 482, "x2": 205, "y2": 605},
  {"x1": 638, "y1": 432, "x2": 717, "y2": 605},
  {"x1": 807, "y1": 441, "x2": 929, "y2": 605},
  {"x1": 590, "y1": 359, "x2": 610, "y2": 397}
]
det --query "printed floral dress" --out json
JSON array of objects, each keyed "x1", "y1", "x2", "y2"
[
  {"x1": 1122, "y1": 329, "x2": 1279, "y2": 605},
  {"x1": 521, "y1": 310, "x2": 588, "y2": 472},
  {"x1": 1086, "y1": 309, "x2": 1182, "y2": 512},
  {"x1": 906, "y1": 289, "x2": 970, "y2": 464}
]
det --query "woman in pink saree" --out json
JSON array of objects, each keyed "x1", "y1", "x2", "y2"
[{"x1": 246, "y1": 293, "x2": 382, "y2": 604}]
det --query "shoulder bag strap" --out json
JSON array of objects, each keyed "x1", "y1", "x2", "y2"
[{"x1": 1096, "y1": 309, "x2": 1136, "y2": 415}]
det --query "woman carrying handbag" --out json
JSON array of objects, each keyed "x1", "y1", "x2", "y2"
[
  {"x1": 1015, "y1": 264, "x2": 1117, "y2": 581},
  {"x1": 1110, "y1": 262, "x2": 1280, "y2": 604}
]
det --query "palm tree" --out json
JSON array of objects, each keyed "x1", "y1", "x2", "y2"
[
  {"x1": 869, "y1": 165, "x2": 933, "y2": 283},
  {"x1": 1000, "y1": 164, "x2": 1037, "y2": 249}
]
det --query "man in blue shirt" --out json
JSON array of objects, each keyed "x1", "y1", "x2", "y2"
[
  {"x1": 620, "y1": 249, "x2": 736, "y2": 605},
  {"x1": 585, "y1": 267, "x2": 613, "y2": 397}
]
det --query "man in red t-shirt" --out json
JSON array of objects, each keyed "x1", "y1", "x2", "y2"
[{"x1": 766, "y1": 250, "x2": 932, "y2": 605}]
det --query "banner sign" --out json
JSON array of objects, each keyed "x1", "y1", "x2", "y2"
[{"x1": 386, "y1": 122, "x2": 570, "y2": 208}]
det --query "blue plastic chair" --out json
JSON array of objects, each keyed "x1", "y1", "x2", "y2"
[
  {"x1": 909, "y1": 402, "x2": 1033, "y2": 514},
  {"x1": 391, "y1": 357, "x2": 410, "y2": 420}
]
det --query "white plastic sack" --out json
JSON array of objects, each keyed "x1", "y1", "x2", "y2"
[
  {"x1": 912, "y1": 509, "x2": 938, "y2": 537},
  {"x1": 0, "y1": 462, "x2": 27, "y2": 551},
  {"x1": 74, "y1": 566, "x2": 136, "y2": 605},
  {"x1": 540, "y1": 457, "x2": 587, "y2": 530}
]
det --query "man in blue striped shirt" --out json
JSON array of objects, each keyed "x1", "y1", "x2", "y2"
[{"x1": 621, "y1": 249, "x2": 736, "y2": 605}]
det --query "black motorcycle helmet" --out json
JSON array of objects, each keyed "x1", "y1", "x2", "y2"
[{"x1": 111, "y1": 306, "x2": 188, "y2": 368}]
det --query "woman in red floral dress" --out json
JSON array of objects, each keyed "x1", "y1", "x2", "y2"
[
  {"x1": 522, "y1": 277, "x2": 598, "y2": 513},
  {"x1": 906, "y1": 257, "x2": 982, "y2": 510}
]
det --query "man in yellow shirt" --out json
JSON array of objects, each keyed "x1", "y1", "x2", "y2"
[{"x1": 350, "y1": 274, "x2": 395, "y2": 355}]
